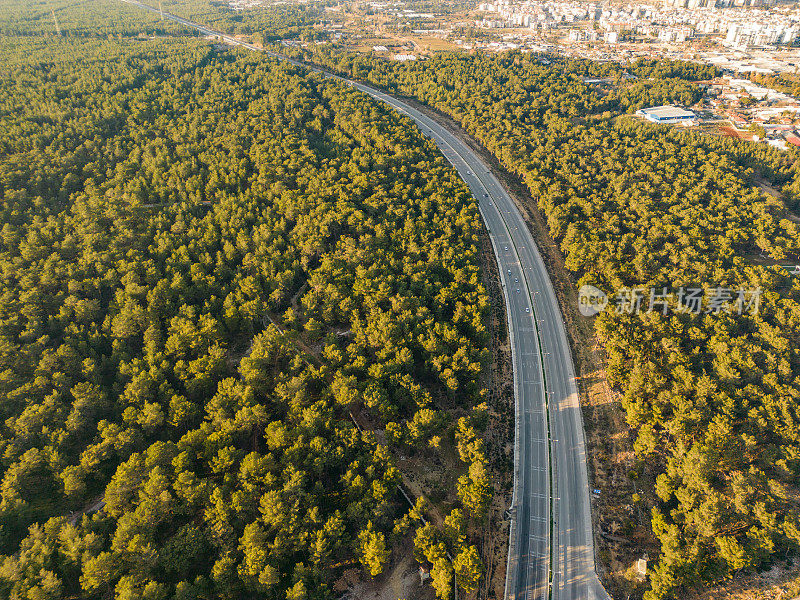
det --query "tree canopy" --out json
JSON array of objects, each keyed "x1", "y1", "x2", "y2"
[
  {"x1": 289, "y1": 46, "x2": 800, "y2": 598},
  {"x1": 0, "y1": 29, "x2": 491, "y2": 599}
]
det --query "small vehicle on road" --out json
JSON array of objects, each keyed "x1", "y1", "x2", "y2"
[{"x1": 525, "y1": 307, "x2": 530, "y2": 313}]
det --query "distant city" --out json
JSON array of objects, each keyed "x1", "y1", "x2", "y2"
[{"x1": 477, "y1": 0, "x2": 799, "y2": 49}]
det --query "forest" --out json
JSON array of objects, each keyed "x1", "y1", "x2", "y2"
[
  {"x1": 283, "y1": 46, "x2": 800, "y2": 599},
  {"x1": 157, "y1": 0, "x2": 325, "y2": 43},
  {"x1": 0, "y1": 0, "x2": 320, "y2": 42},
  {"x1": 0, "y1": 24, "x2": 493, "y2": 600},
  {"x1": 3, "y1": 0, "x2": 800, "y2": 597},
  {"x1": 0, "y1": 0, "x2": 191, "y2": 37}
]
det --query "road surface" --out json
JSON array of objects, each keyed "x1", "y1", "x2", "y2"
[{"x1": 117, "y1": 3, "x2": 608, "y2": 598}]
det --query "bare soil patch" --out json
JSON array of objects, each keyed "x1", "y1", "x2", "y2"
[
  {"x1": 336, "y1": 534, "x2": 436, "y2": 600},
  {"x1": 685, "y1": 564, "x2": 800, "y2": 600}
]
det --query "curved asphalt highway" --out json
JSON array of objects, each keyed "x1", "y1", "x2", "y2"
[{"x1": 119, "y1": 3, "x2": 608, "y2": 598}]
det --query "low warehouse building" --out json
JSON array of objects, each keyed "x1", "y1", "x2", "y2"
[{"x1": 636, "y1": 105, "x2": 696, "y2": 124}]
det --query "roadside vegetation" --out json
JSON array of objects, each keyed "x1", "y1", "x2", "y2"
[
  {"x1": 157, "y1": 0, "x2": 325, "y2": 44},
  {"x1": 0, "y1": 25, "x2": 493, "y2": 600},
  {"x1": 286, "y1": 47, "x2": 800, "y2": 599}
]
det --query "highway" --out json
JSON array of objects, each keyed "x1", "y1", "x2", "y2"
[{"x1": 118, "y1": 3, "x2": 607, "y2": 598}]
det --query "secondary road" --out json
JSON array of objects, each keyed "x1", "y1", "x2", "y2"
[{"x1": 118, "y1": 3, "x2": 607, "y2": 598}]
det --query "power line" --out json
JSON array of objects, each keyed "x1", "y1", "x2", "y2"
[{"x1": 51, "y1": 10, "x2": 62, "y2": 36}]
